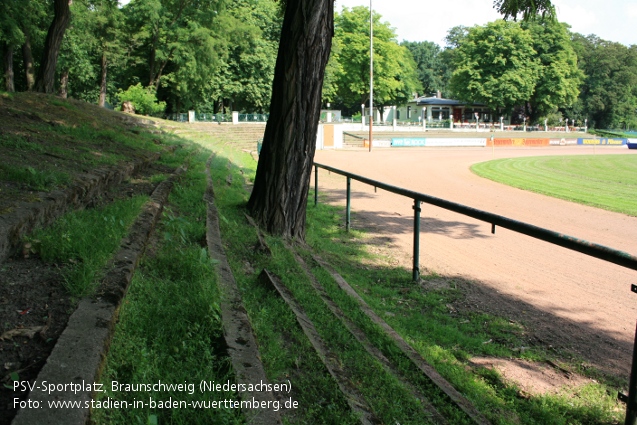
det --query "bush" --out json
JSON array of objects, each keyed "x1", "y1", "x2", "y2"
[
  {"x1": 539, "y1": 110, "x2": 563, "y2": 126},
  {"x1": 117, "y1": 83, "x2": 166, "y2": 116}
]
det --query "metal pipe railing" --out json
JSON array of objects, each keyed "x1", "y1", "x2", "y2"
[
  {"x1": 313, "y1": 162, "x2": 637, "y2": 272},
  {"x1": 312, "y1": 161, "x2": 637, "y2": 423}
]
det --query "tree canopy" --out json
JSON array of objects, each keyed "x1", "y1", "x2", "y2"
[
  {"x1": 401, "y1": 40, "x2": 446, "y2": 97},
  {"x1": 324, "y1": 6, "x2": 420, "y2": 115},
  {"x1": 446, "y1": 18, "x2": 582, "y2": 122},
  {"x1": 565, "y1": 34, "x2": 637, "y2": 129},
  {"x1": 521, "y1": 19, "x2": 582, "y2": 122},
  {"x1": 449, "y1": 20, "x2": 540, "y2": 113}
]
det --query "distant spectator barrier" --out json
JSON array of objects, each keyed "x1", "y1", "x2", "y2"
[
  {"x1": 487, "y1": 138, "x2": 550, "y2": 147},
  {"x1": 577, "y1": 138, "x2": 627, "y2": 145},
  {"x1": 391, "y1": 138, "x2": 486, "y2": 147},
  {"x1": 166, "y1": 112, "x2": 268, "y2": 124}
]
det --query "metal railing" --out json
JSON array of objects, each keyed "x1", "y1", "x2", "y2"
[
  {"x1": 195, "y1": 113, "x2": 232, "y2": 122},
  {"x1": 238, "y1": 113, "x2": 269, "y2": 122},
  {"x1": 312, "y1": 161, "x2": 637, "y2": 424}
]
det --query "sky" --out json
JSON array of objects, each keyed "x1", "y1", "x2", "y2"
[
  {"x1": 335, "y1": 0, "x2": 637, "y2": 47},
  {"x1": 117, "y1": 0, "x2": 636, "y2": 47}
]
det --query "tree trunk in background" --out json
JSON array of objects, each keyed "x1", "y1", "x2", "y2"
[
  {"x1": 3, "y1": 45, "x2": 14, "y2": 92},
  {"x1": 99, "y1": 51, "x2": 107, "y2": 107},
  {"x1": 22, "y1": 33, "x2": 35, "y2": 91},
  {"x1": 247, "y1": 0, "x2": 334, "y2": 239},
  {"x1": 59, "y1": 69, "x2": 68, "y2": 98},
  {"x1": 34, "y1": 0, "x2": 72, "y2": 93}
]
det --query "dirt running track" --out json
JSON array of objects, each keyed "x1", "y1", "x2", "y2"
[{"x1": 314, "y1": 146, "x2": 637, "y2": 378}]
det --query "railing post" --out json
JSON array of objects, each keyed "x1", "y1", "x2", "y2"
[
  {"x1": 346, "y1": 177, "x2": 351, "y2": 232},
  {"x1": 623, "y1": 321, "x2": 637, "y2": 425},
  {"x1": 314, "y1": 165, "x2": 318, "y2": 207},
  {"x1": 413, "y1": 199, "x2": 421, "y2": 281}
]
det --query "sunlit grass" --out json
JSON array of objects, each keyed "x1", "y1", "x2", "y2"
[{"x1": 471, "y1": 154, "x2": 637, "y2": 216}]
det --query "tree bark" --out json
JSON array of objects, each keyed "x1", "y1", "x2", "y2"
[
  {"x1": 3, "y1": 44, "x2": 14, "y2": 92},
  {"x1": 59, "y1": 69, "x2": 69, "y2": 98},
  {"x1": 22, "y1": 32, "x2": 35, "y2": 91},
  {"x1": 99, "y1": 51, "x2": 107, "y2": 107},
  {"x1": 247, "y1": 0, "x2": 334, "y2": 239},
  {"x1": 34, "y1": 0, "x2": 72, "y2": 94}
]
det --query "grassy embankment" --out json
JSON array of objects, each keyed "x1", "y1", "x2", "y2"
[
  {"x1": 471, "y1": 155, "x2": 637, "y2": 216},
  {"x1": 4, "y1": 91, "x2": 625, "y2": 424},
  {"x1": 184, "y1": 130, "x2": 624, "y2": 425}
]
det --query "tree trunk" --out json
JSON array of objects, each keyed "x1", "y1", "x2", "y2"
[
  {"x1": 99, "y1": 51, "x2": 107, "y2": 107},
  {"x1": 34, "y1": 0, "x2": 72, "y2": 94},
  {"x1": 59, "y1": 69, "x2": 69, "y2": 98},
  {"x1": 22, "y1": 32, "x2": 35, "y2": 91},
  {"x1": 3, "y1": 44, "x2": 14, "y2": 92},
  {"x1": 247, "y1": 0, "x2": 334, "y2": 239},
  {"x1": 149, "y1": 30, "x2": 159, "y2": 87}
]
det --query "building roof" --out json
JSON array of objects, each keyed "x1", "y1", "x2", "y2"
[{"x1": 410, "y1": 96, "x2": 486, "y2": 107}]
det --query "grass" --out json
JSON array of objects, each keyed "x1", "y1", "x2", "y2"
[
  {"x1": 193, "y1": 134, "x2": 624, "y2": 424},
  {"x1": 0, "y1": 163, "x2": 72, "y2": 191},
  {"x1": 93, "y1": 150, "x2": 243, "y2": 425},
  {"x1": 304, "y1": 200, "x2": 624, "y2": 424},
  {"x1": 203, "y1": 144, "x2": 361, "y2": 424},
  {"x1": 0, "y1": 92, "x2": 173, "y2": 199},
  {"x1": 27, "y1": 195, "x2": 149, "y2": 296},
  {"x1": 471, "y1": 154, "x2": 637, "y2": 216},
  {"x1": 5, "y1": 97, "x2": 625, "y2": 424}
]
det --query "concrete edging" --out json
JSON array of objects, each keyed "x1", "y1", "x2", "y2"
[{"x1": 11, "y1": 167, "x2": 184, "y2": 425}]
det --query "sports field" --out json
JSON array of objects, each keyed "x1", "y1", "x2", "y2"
[
  {"x1": 314, "y1": 146, "x2": 637, "y2": 379},
  {"x1": 471, "y1": 154, "x2": 637, "y2": 216}
]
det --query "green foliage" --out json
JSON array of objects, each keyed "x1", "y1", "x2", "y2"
[
  {"x1": 0, "y1": 0, "x2": 26, "y2": 48},
  {"x1": 493, "y1": 0, "x2": 556, "y2": 21},
  {"x1": 117, "y1": 83, "x2": 166, "y2": 115},
  {"x1": 326, "y1": 6, "x2": 421, "y2": 112},
  {"x1": 30, "y1": 195, "x2": 149, "y2": 296},
  {"x1": 94, "y1": 158, "x2": 242, "y2": 425},
  {"x1": 0, "y1": 163, "x2": 71, "y2": 191},
  {"x1": 203, "y1": 0, "x2": 280, "y2": 113},
  {"x1": 539, "y1": 109, "x2": 563, "y2": 126},
  {"x1": 401, "y1": 40, "x2": 448, "y2": 97},
  {"x1": 449, "y1": 20, "x2": 540, "y2": 113},
  {"x1": 565, "y1": 34, "x2": 637, "y2": 129},
  {"x1": 521, "y1": 20, "x2": 582, "y2": 122}
]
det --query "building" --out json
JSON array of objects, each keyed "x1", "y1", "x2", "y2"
[{"x1": 393, "y1": 94, "x2": 505, "y2": 125}]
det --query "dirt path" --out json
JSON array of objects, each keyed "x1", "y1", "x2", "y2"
[{"x1": 314, "y1": 146, "x2": 637, "y2": 378}]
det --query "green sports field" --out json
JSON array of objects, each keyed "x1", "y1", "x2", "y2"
[{"x1": 471, "y1": 154, "x2": 637, "y2": 216}]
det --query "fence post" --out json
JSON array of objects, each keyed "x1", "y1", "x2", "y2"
[
  {"x1": 314, "y1": 165, "x2": 318, "y2": 207},
  {"x1": 624, "y1": 322, "x2": 637, "y2": 425},
  {"x1": 413, "y1": 199, "x2": 421, "y2": 281},
  {"x1": 346, "y1": 177, "x2": 351, "y2": 232}
]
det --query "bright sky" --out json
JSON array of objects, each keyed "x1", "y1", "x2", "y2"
[
  {"x1": 117, "y1": 0, "x2": 636, "y2": 47},
  {"x1": 336, "y1": 0, "x2": 637, "y2": 47}
]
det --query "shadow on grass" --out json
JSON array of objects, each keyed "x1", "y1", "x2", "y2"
[{"x1": 307, "y1": 195, "x2": 628, "y2": 423}]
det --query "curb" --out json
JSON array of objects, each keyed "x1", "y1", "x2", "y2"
[
  {"x1": 11, "y1": 167, "x2": 184, "y2": 425},
  {"x1": 204, "y1": 155, "x2": 282, "y2": 425}
]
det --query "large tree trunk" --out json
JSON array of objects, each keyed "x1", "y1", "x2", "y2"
[
  {"x1": 3, "y1": 44, "x2": 14, "y2": 92},
  {"x1": 99, "y1": 51, "x2": 107, "y2": 107},
  {"x1": 247, "y1": 0, "x2": 334, "y2": 239},
  {"x1": 34, "y1": 0, "x2": 72, "y2": 94},
  {"x1": 22, "y1": 32, "x2": 35, "y2": 91}
]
